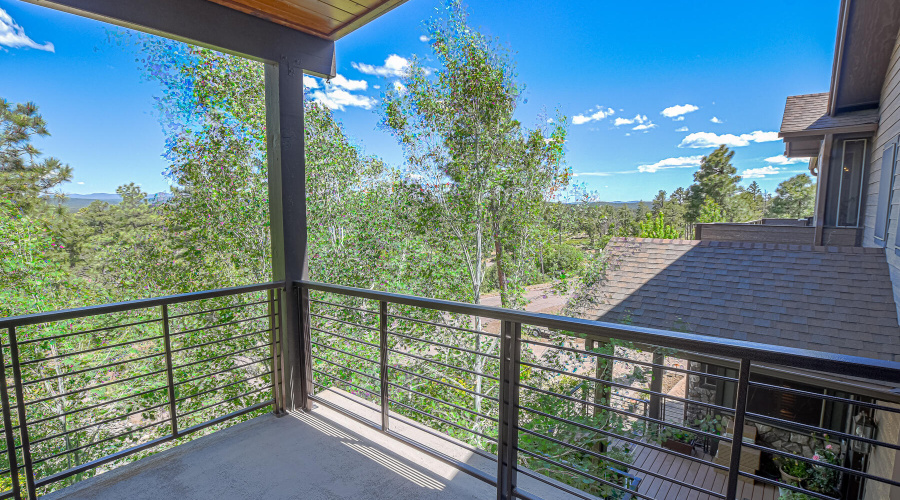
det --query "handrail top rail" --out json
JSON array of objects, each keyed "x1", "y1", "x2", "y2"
[
  {"x1": 0, "y1": 281, "x2": 285, "y2": 329},
  {"x1": 298, "y1": 279, "x2": 900, "y2": 386}
]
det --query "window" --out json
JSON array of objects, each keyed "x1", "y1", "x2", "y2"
[{"x1": 835, "y1": 139, "x2": 867, "y2": 227}]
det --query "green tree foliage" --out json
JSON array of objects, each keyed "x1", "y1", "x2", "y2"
[
  {"x1": 638, "y1": 212, "x2": 680, "y2": 239},
  {"x1": 767, "y1": 174, "x2": 815, "y2": 219},
  {"x1": 686, "y1": 145, "x2": 740, "y2": 222},
  {"x1": 696, "y1": 198, "x2": 727, "y2": 223}
]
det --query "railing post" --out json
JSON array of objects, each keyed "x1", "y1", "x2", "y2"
[
  {"x1": 0, "y1": 330, "x2": 20, "y2": 499},
  {"x1": 725, "y1": 358, "x2": 751, "y2": 500},
  {"x1": 269, "y1": 289, "x2": 284, "y2": 416},
  {"x1": 648, "y1": 349, "x2": 664, "y2": 421},
  {"x1": 161, "y1": 304, "x2": 179, "y2": 438},
  {"x1": 497, "y1": 320, "x2": 521, "y2": 500},
  {"x1": 379, "y1": 301, "x2": 389, "y2": 431},
  {"x1": 9, "y1": 327, "x2": 35, "y2": 500},
  {"x1": 298, "y1": 285, "x2": 314, "y2": 411}
]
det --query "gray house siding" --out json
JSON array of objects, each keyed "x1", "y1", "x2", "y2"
[{"x1": 862, "y1": 28, "x2": 900, "y2": 320}]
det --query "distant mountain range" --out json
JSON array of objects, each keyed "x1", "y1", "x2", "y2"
[{"x1": 56, "y1": 193, "x2": 172, "y2": 212}]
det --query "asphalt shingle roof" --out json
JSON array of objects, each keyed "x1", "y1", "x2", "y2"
[
  {"x1": 581, "y1": 238, "x2": 900, "y2": 362},
  {"x1": 780, "y1": 93, "x2": 879, "y2": 135}
]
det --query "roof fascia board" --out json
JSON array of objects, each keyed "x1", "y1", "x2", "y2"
[
  {"x1": 25, "y1": 0, "x2": 337, "y2": 77},
  {"x1": 328, "y1": 0, "x2": 410, "y2": 39},
  {"x1": 778, "y1": 122, "x2": 878, "y2": 139},
  {"x1": 827, "y1": 0, "x2": 851, "y2": 116}
]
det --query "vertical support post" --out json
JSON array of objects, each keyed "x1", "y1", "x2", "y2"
[
  {"x1": 592, "y1": 339, "x2": 610, "y2": 453},
  {"x1": 813, "y1": 134, "x2": 834, "y2": 246},
  {"x1": 725, "y1": 358, "x2": 751, "y2": 500},
  {"x1": 298, "y1": 286, "x2": 313, "y2": 410},
  {"x1": 9, "y1": 328, "x2": 35, "y2": 500},
  {"x1": 265, "y1": 60, "x2": 310, "y2": 412},
  {"x1": 497, "y1": 321, "x2": 521, "y2": 500},
  {"x1": 379, "y1": 301, "x2": 389, "y2": 431},
  {"x1": 648, "y1": 350, "x2": 665, "y2": 421},
  {"x1": 268, "y1": 289, "x2": 283, "y2": 416},
  {"x1": 161, "y1": 304, "x2": 179, "y2": 438},
  {"x1": 0, "y1": 330, "x2": 20, "y2": 499}
]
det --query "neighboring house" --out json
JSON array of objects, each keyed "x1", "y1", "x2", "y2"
[{"x1": 579, "y1": 2, "x2": 900, "y2": 498}]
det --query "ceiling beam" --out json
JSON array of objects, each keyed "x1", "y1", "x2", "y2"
[{"x1": 25, "y1": 0, "x2": 336, "y2": 77}]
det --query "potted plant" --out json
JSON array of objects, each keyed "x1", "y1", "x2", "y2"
[
  {"x1": 779, "y1": 457, "x2": 810, "y2": 486},
  {"x1": 693, "y1": 414, "x2": 725, "y2": 455},
  {"x1": 659, "y1": 428, "x2": 696, "y2": 455},
  {"x1": 806, "y1": 442, "x2": 840, "y2": 496}
]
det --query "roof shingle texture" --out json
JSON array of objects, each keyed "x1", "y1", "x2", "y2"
[
  {"x1": 582, "y1": 238, "x2": 900, "y2": 362},
  {"x1": 780, "y1": 93, "x2": 879, "y2": 135}
]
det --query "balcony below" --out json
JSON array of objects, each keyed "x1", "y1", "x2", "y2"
[{"x1": 41, "y1": 389, "x2": 571, "y2": 500}]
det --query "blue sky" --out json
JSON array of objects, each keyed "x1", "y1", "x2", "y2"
[{"x1": 0, "y1": 0, "x2": 839, "y2": 201}]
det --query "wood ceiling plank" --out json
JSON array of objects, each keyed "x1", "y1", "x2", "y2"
[{"x1": 207, "y1": 0, "x2": 342, "y2": 36}]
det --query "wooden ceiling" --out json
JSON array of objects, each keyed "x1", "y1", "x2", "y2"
[{"x1": 204, "y1": 0, "x2": 409, "y2": 40}]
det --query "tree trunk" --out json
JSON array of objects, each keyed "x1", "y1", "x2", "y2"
[{"x1": 492, "y1": 220, "x2": 508, "y2": 308}]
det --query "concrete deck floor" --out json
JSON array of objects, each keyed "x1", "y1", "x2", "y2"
[{"x1": 43, "y1": 389, "x2": 576, "y2": 500}]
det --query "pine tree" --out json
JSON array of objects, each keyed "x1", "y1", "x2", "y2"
[{"x1": 686, "y1": 145, "x2": 740, "y2": 222}]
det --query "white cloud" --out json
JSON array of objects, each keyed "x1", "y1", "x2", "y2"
[
  {"x1": 0, "y1": 8, "x2": 54, "y2": 52},
  {"x1": 633, "y1": 123, "x2": 657, "y2": 131},
  {"x1": 710, "y1": 116, "x2": 724, "y2": 124},
  {"x1": 573, "y1": 106, "x2": 615, "y2": 125},
  {"x1": 303, "y1": 75, "x2": 319, "y2": 89},
  {"x1": 329, "y1": 74, "x2": 367, "y2": 91},
  {"x1": 741, "y1": 166, "x2": 781, "y2": 179},
  {"x1": 765, "y1": 155, "x2": 809, "y2": 165},
  {"x1": 393, "y1": 81, "x2": 407, "y2": 93},
  {"x1": 676, "y1": 126, "x2": 689, "y2": 132},
  {"x1": 419, "y1": 35, "x2": 430, "y2": 42},
  {"x1": 573, "y1": 172, "x2": 615, "y2": 177},
  {"x1": 76, "y1": 181, "x2": 85, "y2": 185},
  {"x1": 547, "y1": 118, "x2": 554, "y2": 123},
  {"x1": 637, "y1": 155, "x2": 704, "y2": 173},
  {"x1": 614, "y1": 114, "x2": 648, "y2": 127},
  {"x1": 352, "y1": 54, "x2": 410, "y2": 78},
  {"x1": 679, "y1": 130, "x2": 779, "y2": 148},
  {"x1": 661, "y1": 104, "x2": 699, "y2": 119},
  {"x1": 674, "y1": 116, "x2": 685, "y2": 121},
  {"x1": 311, "y1": 87, "x2": 376, "y2": 111}
]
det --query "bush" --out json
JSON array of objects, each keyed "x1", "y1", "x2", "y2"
[{"x1": 537, "y1": 243, "x2": 584, "y2": 276}]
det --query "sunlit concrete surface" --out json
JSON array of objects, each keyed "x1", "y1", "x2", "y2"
[{"x1": 43, "y1": 389, "x2": 577, "y2": 500}]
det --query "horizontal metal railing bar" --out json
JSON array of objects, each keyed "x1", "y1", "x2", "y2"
[
  {"x1": 513, "y1": 467, "x2": 596, "y2": 500},
  {"x1": 174, "y1": 371, "x2": 272, "y2": 403},
  {"x1": 32, "y1": 418, "x2": 168, "y2": 466},
  {"x1": 388, "y1": 399, "x2": 498, "y2": 442},
  {"x1": 739, "y1": 472, "x2": 837, "y2": 500},
  {"x1": 177, "y1": 387, "x2": 271, "y2": 419},
  {"x1": 2, "y1": 282, "x2": 284, "y2": 329},
  {"x1": 170, "y1": 328, "x2": 270, "y2": 353},
  {"x1": 522, "y1": 337, "x2": 738, "y2": 383},
  {"x1": 743, "y1": 440, "x2": 900, "y2": 486},
  {"x1": 313, "y1": 370, "x2": 379, "y2": 398},
  {"x1": 26, "y1": 385, "x2": 168, "y2": 427},
  {"x1": 22, "y1": 355, "x2": 166, "y2": 388},
  {"x1": 388, "y1": 330, "x2": 500, "y2": 359},
  {"x1": 0, "y1": 490, "x2": 13, "y2": 500},
  {"x1": 32, "y1": 400, "x2": 272, "y2": 488},
  {"x1": 744, "y1": 411, "x2": 900, "y2": 451},
  {"x1": 390, "y1": 366, "x2": 499, "y2": 401},
  {"x1": 30, "y1": 401, "x2": 172, "y2": 446},
  {"x1": 312, "y1": 355, "x2": 380, "y2": 382},
  {"x1": 309, "y1": 312, "x2": 379, "y2": 332},
  {"x1": 17, "y1": 317, "x2": 162, "y2": 346},
  {"x1": 748, "y1": 380, "x2": 900, "y2": 414},
  {"x1": 174, "y1": 356, "x2": 270, "y2": 387},
  {"x1": 387, "y1": 313, "x2": 500, "y2": 339},
  {"x1": 516, "y1": 426, "x2": 725, "y2": 499},
  {"x1": 170, "y1": 313, "x2": 273, "y2": 337},
  {"x1": 25, "y1": 362, "x2": 167, "y2": 406},
  {"x1": 310, "y1": 341, "x2": 378, "y2": 364},
  {"x1": 520, "y1": 360, "x2": 736, "y2": 414},
  {"x1": 308, "y1": 393, "x2": 498, "y2": 488},
  {"x1": 515, "y1": 446, "x2": 652, "y2": 500},
  {"x1": 388, "y1": 348, "x2": 501, "y2": 381},
  {"x1": 173, "y1": 343, "x2": 270, "y2": 370},
  {"x1": 311, "y1": 326, "x2": 379, "y2": 349},
  {"x1": 299, "y1": 280, "x2": 900, "y2": 383},
  {"x1": 167, "y1": 298, "x2": 270, "y2": 320},
  {"x1": 309, "y1": 298, "x2": 378, "y2": 315},
  {"x1": 19, "y1": 334, "x2": 166, "y2": 366},
  {"x1": 519, "y1": 382, "x2": 732, "y2": 443},
  {"x1": 389, "y1": 382, "x2": 497, "y2": 421},
  {"x1": 518, "y1": 404, "x2": 727, "y2": 471}
]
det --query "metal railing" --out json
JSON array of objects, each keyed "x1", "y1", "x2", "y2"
[
  {"x1": 0, "y1": 282, "x2": 284, "y2": 499},
  {"x1": 298, "y1": 279, "x2": 900, "y2": 500}
]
